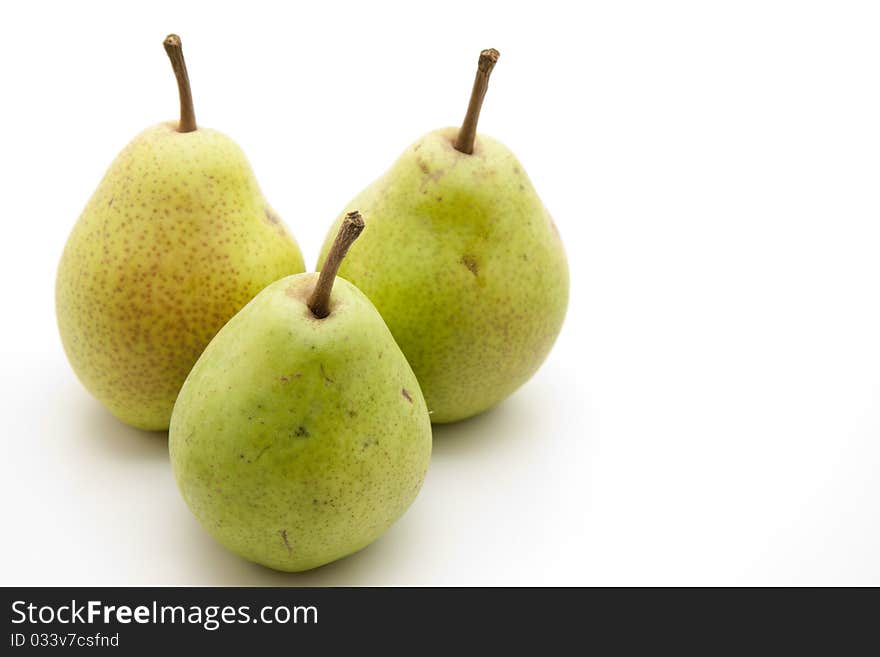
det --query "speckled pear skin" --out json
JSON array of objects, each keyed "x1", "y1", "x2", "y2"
[
  {"x1": 169, "y1": 273, "x2": 432, "y2": 572},
  {"x1": 56, "y1": 122, "x2": 305, "y2": 430},
  {"x1": 318, "y1": 127, "x2": 569, "y2": 423}
]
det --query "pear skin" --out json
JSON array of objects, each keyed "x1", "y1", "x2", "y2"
[
  {"x1": 319, "y1": 52, "x2": 568, "y2": 423},
  {"x1": 56, "y1": 36, "x2": 305, "y2": 430},
  {"x1": 170, "y1": 214, "x2": 432, "y2": 572}
]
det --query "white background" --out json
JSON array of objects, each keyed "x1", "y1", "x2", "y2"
[{"x1": 1, "y1": 0, "x2": 879, "y2": 586}]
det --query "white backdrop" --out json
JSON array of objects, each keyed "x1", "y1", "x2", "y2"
[{"x1": 1, "y1": 0, "x2": 879, "y2": 585}]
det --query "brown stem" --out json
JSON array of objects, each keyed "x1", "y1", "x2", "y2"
[
  {"x1": 163, "y1": 34, "x2": 197, "y2": 133},
  {"x1": 454, "y1": 48, "x2": 500, "y2": 154},
  {"x1": 308, "y1": 212, "x2": 365, "y2": 318}
]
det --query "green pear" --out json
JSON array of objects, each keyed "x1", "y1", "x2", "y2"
[
  {"x1": 169, "y1": 213, "x2": 432, "y2": 572},
  {"x1": 319, "y1": 50, "x2": 568, "y2": 423},
  {"x1": 56, "y1": 35, "x2": 305, "y2": 430}
]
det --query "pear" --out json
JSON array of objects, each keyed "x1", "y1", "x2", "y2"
[
  {"x1": 319, "y1": 50, "x2": 568, "y2": 423},
  {"x1": 56, "y1": 35, "x2": 305, "y2": 430},
  {"x1": 169, "y1": 213, "x2": 431, "y2": 572}
]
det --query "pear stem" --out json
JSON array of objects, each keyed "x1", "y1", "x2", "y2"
[
  {"x1": 163, "y1": 34, "x2": 197, "y2": 133},
  {"x1": 454, "y1": 48, "x2": 500, "y2": 155},
  {"x1": 308, "y1": 212, "x2": 365, "y2": 319}
]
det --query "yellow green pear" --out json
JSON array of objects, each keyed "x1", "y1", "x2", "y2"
[
  {"x1": 56, "y1": 35, "x2": 305, "y2": 430},
  {"x1": 319, "y1": 50, "x2": 569, "y2": 423},
  {"x1": 170, "y1": 214, "x2": 432, "y2": 572}
]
